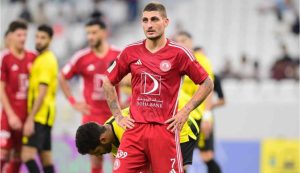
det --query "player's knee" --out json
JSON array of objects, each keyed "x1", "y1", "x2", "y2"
[
  {"x1": 40, "y1": 151, "x2": 53, "y2": 166},
  {"x1": 183, "y1": 165, "x2": 189, "y2": 172},
  {"x1": 21, "y1": 146, "x2": 36, "y2": 162},
  {"x1": 0, "y1": 148, "x2": 9, "y2": 161},
  {"x1": 200, "y1": 150, "x2": 214, "y2": 162}
]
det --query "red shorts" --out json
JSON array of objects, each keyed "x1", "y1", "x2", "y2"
[
  {"x1": 113, "y1": 123, "x2": 183, "y2": 173},
  {"x1": 0, "y1": 111, "x2": 25, "y2": 151}
]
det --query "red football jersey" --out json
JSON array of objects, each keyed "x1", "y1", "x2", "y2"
[
  {"x1": 0, "y1": 49, "x2": 36, "y2": 120},
  {"x1": 107, "y1": 39, "x2": 208, "y2": 124},
  {"x1": 62, "y1": 46, "x2": 120, "y2": 123}
]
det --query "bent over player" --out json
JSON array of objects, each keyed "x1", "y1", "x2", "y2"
[{"x1": 59, "y1": 19, "x2": 120, "y2": 173}]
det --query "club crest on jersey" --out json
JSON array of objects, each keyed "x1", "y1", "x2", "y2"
[
  {"x1": 87, "y1": 64, "x2": 95, "y2": 71},
  {"x1": 11, "y1": 64, "x2": 19, "y2": 71},
  {"x1": 160, "y1": 60, "x2": 171, "y2": 72}
]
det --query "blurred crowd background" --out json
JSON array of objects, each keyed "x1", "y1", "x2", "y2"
[{"x1": 0, "y1": 0, "x2": 299, "y2": 173}]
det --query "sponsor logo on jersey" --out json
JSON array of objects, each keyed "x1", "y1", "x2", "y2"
[
  {"x1": 160, "y1": 60, "x2": 171, "y2": 72},
  {"x1": 92, "y1": 74, "x2": 106, "y2": 100},
  {"x1": 135, "y1": 59, "x2": 142, "y2": 65},
  {"x1": 137, "y1": 72, "x2": 163, "y2": 108},
  {"x1": 140, "y1": 72, "x2": 161, "y2": 95}
]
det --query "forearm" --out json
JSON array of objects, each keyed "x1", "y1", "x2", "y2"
[
  {"x1": 0, "y1": 82, "x2": 16, "y2": 117},
  {"x1": 203, "y1": 92, "x2": 213, "y2": 111},
  {"x1": 28, "y1": 85, "x2": 47, "y2": 119},
  {"x1": 103, "y1": 77, "x2": 122, "y2": 118},
  {"x1": 183, "y1": 77, "x2": 214, "y2": 115},
  {"x1": 59, "y1": 74, "x2": 73, "y2": 98},
  {"x1": 59, "y1": 74, "x2": 77, "y2": 105}
]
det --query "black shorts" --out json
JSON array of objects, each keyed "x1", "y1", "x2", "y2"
[
  {"x1": 180, "y1": 137, "x2": 197, "y2": 166},
  {"x1": 23, "y1": 122, "x2": 52, "y2": 151}
]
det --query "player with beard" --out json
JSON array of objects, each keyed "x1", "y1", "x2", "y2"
[
  {"x1": 21, "y1": 24, "x2": 58, "y2": 173},
  {"x1": 102, "y1": 2, "x2": 213, "y2": 173},
  {"x1": 0, "y1": 20, "x2": 36, "y2": 173},
  {"x1": 59, "y1": 19, "x2": 120, "y2": 173}
]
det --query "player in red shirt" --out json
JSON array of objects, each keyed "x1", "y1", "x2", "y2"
[
  {"x1": 103, "y1": 2, "x2": 214, "y2": 173},
  {"x1": 59, "y1": 19, "x2": 120, "y2": 173},
  {"x1": 0, "y1": 21, "x2": 36, "y2": 173}
]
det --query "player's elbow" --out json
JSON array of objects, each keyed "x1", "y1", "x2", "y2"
[
  {"x1": 206, "y1": 77, "x2": 214, "y2": 93},
  {"x1": 219, "y1": 99, "x2": 225, "y2": 106}
]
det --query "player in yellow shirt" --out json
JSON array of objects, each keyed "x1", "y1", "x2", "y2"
[
  {"x1": 175, "y1": 31, "x2": 222, "y2": 173},
  {"x1": 75, "y1": 91, "x2": 200, "y2": 168},
  {"x1": 21, "y1": 25, "x2": 58, "y2": 173}
]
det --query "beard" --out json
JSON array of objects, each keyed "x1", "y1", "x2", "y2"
[
  {"x1": 102, "y1": 143, "x2": 112, "y2": 154},
  {"x1": 90, "y1": 39, "x2": 102, "y2": 49},
  {"x1": 36, "y1": 44, "x2": 48, "y2": 53}
]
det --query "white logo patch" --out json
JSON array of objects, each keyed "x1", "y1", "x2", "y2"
[
  {"x1": 107, "y1": 61, "x2": 116, "y2": 73},
  {"x1": 11, "y1": 64, "x2": 19, "y2": 71},
  {"x1": 116, "y1": 150, "x2": 128, "y2": 159},
  {"x1": 62, "y1": 64, "x2": 71, "y2": 75},
  {"x1": 160, "y1": 60, "x2": 171, "y2": 72},
  {"x1": 87, "y1": 64, "x2": 95, "y2": 71},
  {"x1": 135, "y1": 59, "x2": 142, "y2": 65},
  {"x1": 113, "y1": 159, "x2": 121, "y2": 170},
  {"x1": 140, "y1": 72, "x2": 161, "y2": 95}
]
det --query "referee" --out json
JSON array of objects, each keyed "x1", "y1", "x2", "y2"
[{"x1": 21, "y1": 25, "x2": 58, "y2": 173}]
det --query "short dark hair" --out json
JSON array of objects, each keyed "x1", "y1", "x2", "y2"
[
  {"x1": 37, "y1": 24, "x2": 53, "y2": 38},
  {"x1": 8, "y1": 20, "x2": 27, "y2": 32},
  {"x1": 75, "y1": 122, "x2": 106, "y2": 155},
  {"x1": 176, "y1": 31, "x2": 192, "y2": 39},
  {"x1": 143, "y1": 2, "x2": 167, "y2": 18},
  {"x1": 194, "y1": 46, "x2": 203, "y2": 52},
  {"x1": 4, "y1": 29, "x2": 10, "y2": 37},
  {"x1": 85, "y1": 18, "x2": 106, "y2": 29}
]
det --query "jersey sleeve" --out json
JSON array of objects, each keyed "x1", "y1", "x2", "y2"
[
  {"x1": 0, "y1": 54, "x2": 8, "y2": 82},
  {"x1": 61, "y1": 53, "x2": 81, "y2": 79},
  {"x1": 38, "y1": 58, "x2": 54, "y2": 85},
  {"x1": 179, "y1": 50, "x2": 208, "y2": 84},
  {"x1": 106, "y1": 49, "x2": 130, "y2": 85}
]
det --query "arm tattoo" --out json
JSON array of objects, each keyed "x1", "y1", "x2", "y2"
[
  {"x1": 104, "y1": 80, "x2": 122, "y2": 118},
  {"x1": 187, "y1": 77, "x2": 213, "y2": 112},
  {"x1": 110, "y1": 100, "x2": 119, "y2": 110}
]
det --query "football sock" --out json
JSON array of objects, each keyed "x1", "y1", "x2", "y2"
[{"x1": 205, "y1": 159, "x2": 221, "y2": 173}]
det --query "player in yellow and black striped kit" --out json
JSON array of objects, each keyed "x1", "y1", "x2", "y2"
[
  {"x1": 175, "y1": 31, "x2": 223, "y2": 173},
  {"x1": 75, "y1": 90, "x2": 200, "y2": 168},
  {"x1": 21, "y1": 25, "x2": 58, "y2": 173}
]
